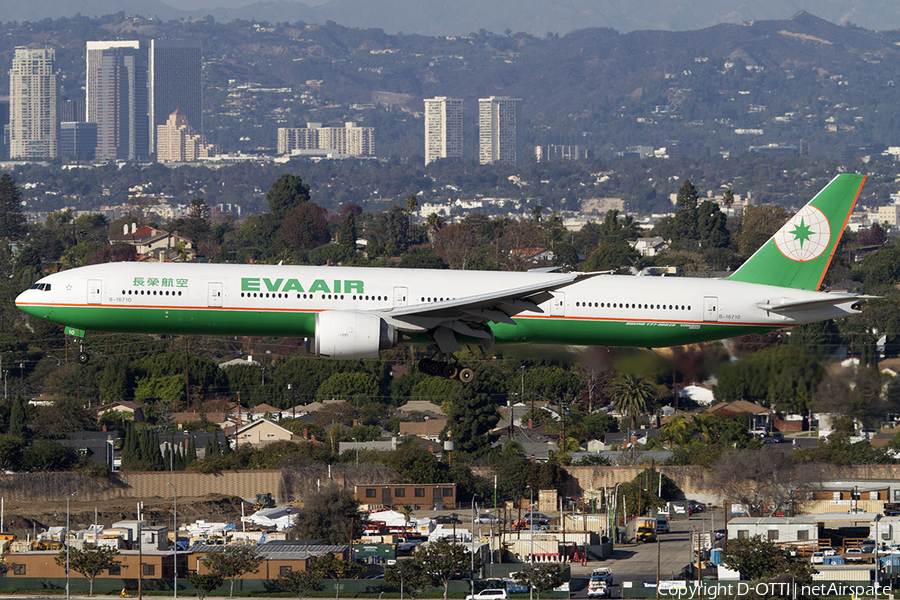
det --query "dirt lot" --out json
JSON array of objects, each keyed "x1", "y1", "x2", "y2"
[{"x1": 2, "y1": 494, "x2": 249, "y2": 540}]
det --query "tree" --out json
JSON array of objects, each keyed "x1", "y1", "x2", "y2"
[
  {"x1": 187, "y1": 573, "x2": 224, "y2": 600},
  {"x1": 721, "y1": 535, "x2": 816, "y2": 583},
  {"x1": 0, "y1": 174, "x2": 25, "y2": 240},
  {"x1": 55, "y1": 545, "x2": 121, "y2": 596},
  {"x1": 0, "y1": 434, "x2": 23, "y2": 471},
  {"x1": 580, "y1": 243, "x2": 638, "y2": 273},
  {"x1": 292, "y1": 488, "x2": 367, "y2": 544},
  {"x1": 416, "y1": 537, "x2": 481, "y2": 600},
  {"x1": 277, "y1": 202, "x2": 331, "y2": 251},
  {"x1": 204, "y1": 545, "x2": 264, "y2": 598},
  {"x1": 609, "y1": 374, "x2": 658, "y2": 429},
  {"x1": 313, "y1": 553, "x2": 363, "y2": 600},
  {"x1": 267, "y1": 174, "x2": 311, "y2": 216},
  {"x1": 278, "y1": 568, "x2": 325, "y2": 600},
  {"x1": 710, "y1": 450, "x2": 823, "y2": 516},
  {"x1": 385, "y1": 558, "x2": 430, "y2": 598},
  {"x1": 514, "y1": 564, "x2": 566, "y2": 600},
  {"x1": 338, "y1": 212, "x2": 357, "y2": 249}
]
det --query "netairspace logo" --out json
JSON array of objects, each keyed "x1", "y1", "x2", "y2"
[{"x1": 655, "y1": 581, "x2": 887, "y2": 599}]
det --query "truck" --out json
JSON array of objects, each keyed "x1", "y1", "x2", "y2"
[
  {"x1": 397, "y1": 537, "x2": 424, "y2": 552},
  {"x1": 626, "y1": 517, "x2": 657, "y2": 543}
]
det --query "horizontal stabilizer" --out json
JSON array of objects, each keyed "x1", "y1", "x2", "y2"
[{"x1": 757, "y1": 294, "x2": 876, "y2": 313}]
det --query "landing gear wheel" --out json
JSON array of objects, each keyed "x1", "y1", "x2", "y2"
[
  {"x1": 418, "y1": 358, "x2": 431, "y2": 374},
  {"x1": 77, "y1": 352, "x2": 90, "y2": 365},
  {"x1": 442, "y1": 364, "x2": 459, "y2": 379},
  {"x1": 458, "y1": 368, "x2": 475, "y2": 384}
]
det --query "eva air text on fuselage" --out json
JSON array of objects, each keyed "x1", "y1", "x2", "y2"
[{"x1": 241, "y1": 277, "x2": 365, "y2": 294}]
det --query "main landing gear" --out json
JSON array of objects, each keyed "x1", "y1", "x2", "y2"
[{"x1": 417, "y1": 358, "x2": 474, "y2": 383}]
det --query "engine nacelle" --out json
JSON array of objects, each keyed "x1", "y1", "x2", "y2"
[{"x1": 314, "y1": 310, "x2": 397, "y2": 359}]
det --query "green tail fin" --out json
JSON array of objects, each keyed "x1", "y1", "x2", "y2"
[{"x1": 725, "y1": 173, "x2": 865, "y2": 290}]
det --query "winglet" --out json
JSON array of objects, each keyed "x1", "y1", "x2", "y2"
[{"x1": 725, "y1": 174, "x2": 865, "y2": 290}]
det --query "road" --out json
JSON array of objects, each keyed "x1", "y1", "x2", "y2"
[{"x1": 570, "y1": 510, "x2": 724, "y2": 599}]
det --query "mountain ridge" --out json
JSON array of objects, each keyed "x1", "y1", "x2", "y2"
[{"x1": 4, "y1": 0, "x2": 900, "y2": 36}]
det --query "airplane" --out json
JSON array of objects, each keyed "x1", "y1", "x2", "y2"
[{"x1": 16, "y1": 173, "x2": 868, "y2": 383}]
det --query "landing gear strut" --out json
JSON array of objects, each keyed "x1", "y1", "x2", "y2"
[{"x1": 418, "y1": 358, "x2": 474, "y2": 383}]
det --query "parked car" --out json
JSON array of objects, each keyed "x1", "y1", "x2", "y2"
[
  {"x1": 523, "y1": 512, "x2": 551, "y2": 526},
  {"x1": 861, "y1": 540, "x2": 876, "y2": 553},
  {"x1": 714, "y1": 529, "x2": 726, "y2": 541},
  {"x1": 811, "y1": 552, "x2": 824, "y2": 564},
  {"x1": 434, "y1": 514, "x2": 463, "y2": 525},
  {"x1": 844, "y1": 548, "x2": 864, "y2": 563},
  {"x1": 656, "y1": 518, "x2": 669, "y2": 533},
  {"x1": 591, "y1": 568, "x2": 613, "y2": 585},
  {"x1": 688, "y1": 501, "x2": 705, "y2": 513},
  {"x1": 771, "y1": 432, "x2": 785, "y2": 443},
  {"x1": 820, "y1": 546, "x2": 837, "y2": 556},
  {"x1": 465, "y1": 590, "x2": 509, "y2": 600},
  {"x1": 477, "y1": 513, "x2": 504, "y2": 524}
]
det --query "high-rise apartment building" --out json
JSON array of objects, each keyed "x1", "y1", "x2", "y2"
[
  {"x1": 478, "y1": 96, "x2": 522, "y2": 166},
  {"x1": 424, "y1": 97, "x2": 463, "y2": 165},
  {"x1": 9, "y1": 47, "x2": 58, "y2": 159},
  {"x1": 277, "y1": 123, "x2": 375, "y2": 157},
  {"x1": 157, "y1": 109, "x2": 218, "y2": 162},
  {"x1": 149, "y1": 40, "x2": 202, "y2": 155},
  {"x1": 86, "y1": 41, "x2": 149, "y2": 161}
]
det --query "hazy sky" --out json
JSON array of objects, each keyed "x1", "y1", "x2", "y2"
[{"x1": 159, "y1": 0, "x2": 328, "y2": 9}]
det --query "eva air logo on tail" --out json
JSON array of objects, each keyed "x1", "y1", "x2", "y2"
[{"x1": 773, "y1": 205, "x2": 831, "y2": 262}]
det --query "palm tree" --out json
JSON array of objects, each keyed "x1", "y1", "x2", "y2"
[
  {"x1": 425, "y1": 212, "x2": 444, "y2": 245},
  {"x1": 398, "y1": 504, "x2": 414, "y2": 533},
  {"x1": 657, "y1": 415, "x2": 691, "y2": 446},
  {"x1": 609, "y1": 374, "x2": 658, "y2": 430}
]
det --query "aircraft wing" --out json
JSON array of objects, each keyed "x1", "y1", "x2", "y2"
[{"x1": 367, "y1": 271, "x2": 605, "y2": 354}]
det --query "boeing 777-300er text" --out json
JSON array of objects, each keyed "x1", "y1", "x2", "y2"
[{"x1": 16, "y1": 174, "x2": 868, "y2": 382}]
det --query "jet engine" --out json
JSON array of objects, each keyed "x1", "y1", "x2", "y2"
[{"x1": 314, "y1": 310, "x2": 398, "y2": 359}]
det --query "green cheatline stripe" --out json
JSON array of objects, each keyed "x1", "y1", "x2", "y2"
[{"x1": 22, "y1": 304, "x2": 778, "y2": 349}]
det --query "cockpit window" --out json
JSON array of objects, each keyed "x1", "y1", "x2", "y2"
[{"x1": 28, "y1": 283, "x2": 50, "y2": 291}]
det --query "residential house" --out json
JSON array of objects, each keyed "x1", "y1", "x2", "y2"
[
  {"x1": 109, "y1": 224, "x2": 195, "y2": 262},
  {"x1": 234, "y1": 419, "x2": 300, "y2": 448},
  {"x1": 631, "y1": 236, "x2": 668, "y2": 256},
  {"x1": 95, "y1": 400, "x2": 146, "y2": 422},
  {"x1": 398, "y1": 419, "x2": 446, "y2": 442}
]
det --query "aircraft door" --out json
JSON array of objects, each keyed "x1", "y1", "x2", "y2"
[
  {"x1": 703, "y1": 296, "x2": 718, "y2": 322},
  {"x1": 208, "y1": 282, "x2": 224, "y2": 307},
  {"x1": 551, "y1": 292, "x2": 566, "y2": 316},
  {"x1": 393, "y1": 286, "x2": 408, "y2": 308},
  {"x1": 87, "y1": 279, "x2": 102, "y2": 305}
]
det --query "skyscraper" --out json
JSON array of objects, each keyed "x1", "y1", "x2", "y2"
[
  {"x1": 9, "y1": 47, "x2": 58, "y2": 159},
  {"x1": 478, "y1": 96, "x2": 522, "y2": 166},
  {"x1": 424, "y1": 97, "x2": 462, "y2": 165},
  {"x1": 86, "y1": 41, "x2": 149, "y2": 161},
  {"x1": 149, "y1": 40, "x2": 202, "y2": 155}
]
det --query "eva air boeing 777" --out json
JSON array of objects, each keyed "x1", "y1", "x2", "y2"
[{"x1": 16, "y1": 174, "x2": 868, "y2": 382}]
